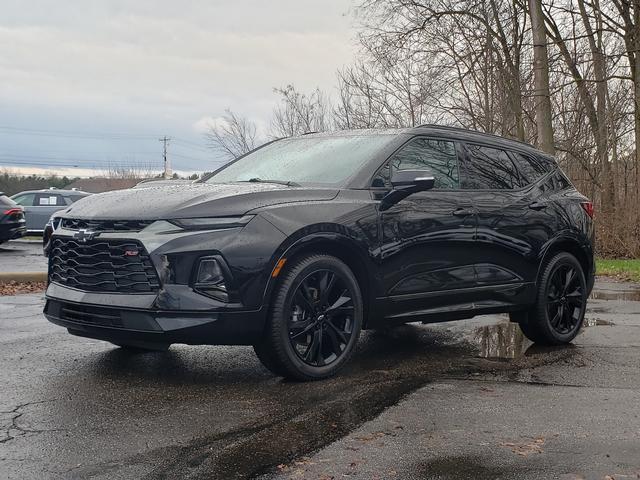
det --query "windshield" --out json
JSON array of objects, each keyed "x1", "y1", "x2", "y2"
[{"x1": 206, "y1": 134, "x2": 395, "y2": 186}]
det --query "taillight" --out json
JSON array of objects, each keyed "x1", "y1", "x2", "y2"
[
  {"x1": 3, "y1": 208, "x2": 22, "y2": 216},
  {"x1": 580, "y1": 201, "x2": 594, "y2": 218}
]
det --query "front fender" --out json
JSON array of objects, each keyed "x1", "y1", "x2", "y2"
[{"x1": 259, "y1": 225, "x2": 379, "y2": 314}]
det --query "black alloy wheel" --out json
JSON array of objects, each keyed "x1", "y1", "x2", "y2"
[
  {"x1": 516, "y1": 252, "x2": 587, "y2": 345},
  {"x1": 288, "y1": 269, "x2": 356, "y2": 367},
  {"x1": 545, "y1": 263, "x2": 585, "y2": 335},
  {"x1": 254, "y1": 254, "x2": 363, "y2": 381}
]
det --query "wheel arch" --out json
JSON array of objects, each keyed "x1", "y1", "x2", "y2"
[
  {"x1": 537, "y1": 233, "x2": 594, "y2": 293},
  {"x1": 261, "y1": 231, "x2": 377, "y2": 327}
]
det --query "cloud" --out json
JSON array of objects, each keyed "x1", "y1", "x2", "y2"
[{"x1": 0, "y1": 0, "x2": 356, "y2": 173}]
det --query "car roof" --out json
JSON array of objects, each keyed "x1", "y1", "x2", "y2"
[
  {"x1": 300, "y1": 125, "x2": 550, "y2": 158},
  {"x1": 12, "y1": 188, "x2": 90, "y2": 196}
]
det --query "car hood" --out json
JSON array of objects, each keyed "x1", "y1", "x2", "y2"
[{"x1": 60, "y1": 182, "x2": 339, "y2": 220}]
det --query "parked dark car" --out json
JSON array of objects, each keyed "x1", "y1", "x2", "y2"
[
  {"x1": 0, "y1": 193, "x2": 26, "y2": 245},
  {"x1": 43, "y1": 126, "x2": 595, "y2": 380},
  {"x1": 11, "y1": 188, "x2": 90, "y2": 233}
]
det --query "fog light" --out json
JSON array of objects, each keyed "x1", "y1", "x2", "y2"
[
  {"x1": 196, "y1": 258, "x2": 224, "y2": 285},
  {"x1": 194, "y1": 257, "x2": 228, "y2": 302}
]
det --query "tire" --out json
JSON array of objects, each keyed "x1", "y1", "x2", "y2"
[
  {"x1": 513, "y1": 252, "x2": 587, "y2": 345},
  {"x1": 253, "y1": 253, "x2": 363, "y2": 381}
]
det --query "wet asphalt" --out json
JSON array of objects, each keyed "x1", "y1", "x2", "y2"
[
  {"x1": 0, "y1": 241, "x2": 46, "y2": 273},
  {"x1": 0, "y1": 280, "x2": 639, "y2": 479}
]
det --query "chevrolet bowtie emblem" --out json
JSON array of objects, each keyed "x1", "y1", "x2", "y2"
[{"x1": 73, "y1": 229, "x2": 97, "y2": 243}]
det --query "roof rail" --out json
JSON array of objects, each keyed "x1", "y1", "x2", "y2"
[{"x1": 414, "y1": 124, "x2": 537, "y2": 149}]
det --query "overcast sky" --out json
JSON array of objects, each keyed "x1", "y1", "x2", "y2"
[{"x1": 0, "y1": 0, "x2": 357, "y2": 176}]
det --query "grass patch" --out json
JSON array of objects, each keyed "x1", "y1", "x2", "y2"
[{"x1": 596, "y1": 258, "x2": 640, "y2": 282}]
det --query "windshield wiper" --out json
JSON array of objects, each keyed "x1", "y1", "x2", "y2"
[{"x1": 243, "y1": 178, "x2": 301, "y2": 187}]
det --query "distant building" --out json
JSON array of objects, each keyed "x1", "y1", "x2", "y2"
[{"x1": 66, "y1": 178, "x2": 140, "y2": 193}]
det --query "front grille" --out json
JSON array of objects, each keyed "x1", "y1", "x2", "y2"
[
  {"x1": 49, "y1": 238, "x2": 160, "y2": 293},
  {"x1": 61, "y1": 218, "x2": 153, "y2": 232}
]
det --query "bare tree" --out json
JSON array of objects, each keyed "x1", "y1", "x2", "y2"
[
  {"x1": 270, "y1": 85, "x2": 331, "y2": 137},
  {"x1": 205, "y1": 109, "x2": 257, "y2": 161}
]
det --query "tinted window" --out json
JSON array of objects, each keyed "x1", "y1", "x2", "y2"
[
  {"x1": 11, "y1": 193, "x2": 36, "y2": 206},
  {"x1": 35, "y1": 194, "x2": 63, "y2": 206},
  {"x1": 460, "y1": 144, "x2": 519, "y2": 189},
  {"x1": 373, "y1": 138, "x2": 460, "y2": 189},
  {"x1": 510, "y1": 151, "x2": 555, "y2": 185}
]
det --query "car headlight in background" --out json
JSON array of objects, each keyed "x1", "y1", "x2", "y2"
[
  {"x1": 193, "y1": 256, "x2": 229, "y2": 302},
  {"x1": 43, "y1": 216, "x2": 61, "y2": 257},
  {"x1": 169, "y1": 215, "x2": 254, "y2": 231}
]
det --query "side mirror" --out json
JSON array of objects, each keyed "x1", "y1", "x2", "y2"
[
  {"x1": 390, "y1": 169, "x2": 435, "y2": 190},
  {"x1": 380, "y1": 170, "x2": 435, "y2": 211}
]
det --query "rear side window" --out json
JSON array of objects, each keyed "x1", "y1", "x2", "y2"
[
  {"x1": 460, "y1": 144, "x2": 519, "y2": 190},
  {"x1": 373, "y1": 138, "x2": 460, "y2": 189},
  {"x1": 510, "y1": 151, "x2": 555, "y2": 185},
  {"x1": 35, "y1": 194, "x2": 63, "y2": 206}
]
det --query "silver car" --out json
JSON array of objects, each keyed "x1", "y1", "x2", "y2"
[{"x1": 11, "y1": 188, "x2": 90, "y2": 234}]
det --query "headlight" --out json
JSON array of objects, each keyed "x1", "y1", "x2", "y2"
[
  {"x1": 169, "y1": 215, "x2": 254, "y2": 231},
  {"x1": 46, "y1": 216, "x2": 61, "y2": 229},
  {"x1": 193, "y1": 256, "x2": 228, "y2": 302}
]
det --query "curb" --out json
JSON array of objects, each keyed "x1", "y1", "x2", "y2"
[
  {"x1": 0, "y1": 272, "x2": 47, "y2": 284},
  {"x1": 8, "y1": 239, "x2": 42, "y2": 244}
]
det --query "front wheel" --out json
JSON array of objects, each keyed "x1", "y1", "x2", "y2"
[
  {"x1": 513, "y1": 252, "x2": 587, "y2": 345},
  {"x1": 254, "y1": 254, "x2": 363, "y2": 381}
]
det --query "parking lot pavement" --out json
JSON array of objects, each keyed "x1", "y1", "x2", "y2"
[
  {"x1": 0, "y1": 281, "x2": 638, "y2": 479},
  {"x1": 264, "y1": 283, "x2": 640, "y2": 480},
  {"x1": 0, "y1": 240, "x2": 46, "y2": 273}
]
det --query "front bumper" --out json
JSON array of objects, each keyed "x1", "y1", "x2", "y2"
[
  {"x1": 44, "y1": 285, "x2": 266, "y2": 346},
  {"x1": 43, "y1": 216, "x2": 286, "y2": 345}
]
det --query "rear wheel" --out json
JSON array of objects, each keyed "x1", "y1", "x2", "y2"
[
  {"x1": 254, "y1": 254, "x2": 363, "y2": 381},
  {"x1": 513, "y1": 252, "x2": 587, "y2": 345}
]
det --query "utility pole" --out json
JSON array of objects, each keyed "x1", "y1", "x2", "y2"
[{"x1": 159, "y1": 136, "x2": 171, "y2": 179}]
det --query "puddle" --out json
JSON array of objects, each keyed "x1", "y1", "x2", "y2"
[
  {"x1": 467, "y1": 315, "x2": 614, "y2": 359},
  {"x1": 584, "y1": 317, "x2": 615, "y2": 327},
  {"x1": 590, "y1": 288, "x2": 640, "y2": 301},
  {"x1": 469, "y1": 322, "x2": 532, "y2": 359}
]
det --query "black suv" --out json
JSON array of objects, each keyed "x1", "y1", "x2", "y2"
[{"x1": 44, "y1": 126, "x2": 595, "y2": 380}]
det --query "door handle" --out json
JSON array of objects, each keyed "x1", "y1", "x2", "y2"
[
  {"x1": 452, "y1": 207, "x2": 474, "y2": 216},
  {"x1": 529, "y1": 202, "x2": 547, "y2": 210}
]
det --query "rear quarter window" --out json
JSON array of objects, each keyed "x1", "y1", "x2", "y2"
[{"x1": 509, "y1": 151, "x2": 556, "y2": 185}]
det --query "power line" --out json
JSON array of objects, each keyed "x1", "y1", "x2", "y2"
[
  {"x1": 172, "y1": 137, "x2": 211, "y2": 153},
  {"x1": 0, "y1": 152, "x2": 159, "y2": 161},
  {"x1": 0, "y1": 125, "x2": 159, "y2": 140}
]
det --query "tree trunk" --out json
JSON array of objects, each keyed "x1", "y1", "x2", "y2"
[{"x1": 528, "y1": 0, "x2": 555, "y2": 154}]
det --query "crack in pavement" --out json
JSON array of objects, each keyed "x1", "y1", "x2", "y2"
[
  {"x1": 437, "y1": 375, "x2": 640, "y2": 391},
  {"x1": 0, "y1": 399, "x2": 61, "y2": 445}
]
